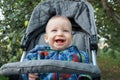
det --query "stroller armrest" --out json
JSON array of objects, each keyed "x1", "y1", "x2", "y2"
[{"x1": 0, "y1": 60, "x2": 100, "y2": 77}]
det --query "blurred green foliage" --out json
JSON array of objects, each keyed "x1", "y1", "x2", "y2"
[
  {"x1": 91, "y1": 0, "x2": 120, "y2": 51},
  {"x1": 0, "y1": 0, "x2": 43, "y2": 65}
]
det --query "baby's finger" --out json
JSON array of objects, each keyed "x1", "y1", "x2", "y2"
[
  {"x1": 29, "y1": 73, "x2": 38, "y2": 79},
  {"x1": 29, "y1": 77, "x2": 36, "y2": 80}
]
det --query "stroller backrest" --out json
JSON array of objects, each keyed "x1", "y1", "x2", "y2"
[{"x1": 21, "y1": 0, "x2": 98, "y2": 63}]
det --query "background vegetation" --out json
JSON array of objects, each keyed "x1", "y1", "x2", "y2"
[{"x1": 0, "y1": 0, "x2": 120, "y2": 80}]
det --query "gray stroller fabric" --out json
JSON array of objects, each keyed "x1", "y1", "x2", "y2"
[
  {"x1": 26, "y1": 0, "x2": 96, "y2": 35},
  {"x1": 0, "y1": 60, "x2": 100, "y2": 77}
]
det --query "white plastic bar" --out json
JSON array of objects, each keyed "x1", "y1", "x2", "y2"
[
  {"x1": 92, "y1": 50, "x2": 97, "y2": 65},
  {"x1": 20, "y1": 51, "x2": 26, "y2": 62}
]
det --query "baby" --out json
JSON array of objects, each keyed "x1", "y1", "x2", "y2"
[{"x1": 22, "y1": 15, "x2": 91, "y2": 80}]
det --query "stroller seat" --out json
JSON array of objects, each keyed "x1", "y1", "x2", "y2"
[{"x1": 0, "y1": 0, "x2": 101, "y2": 80}]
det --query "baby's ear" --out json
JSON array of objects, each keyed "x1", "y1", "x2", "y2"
[{"x1": 44, "y1": 34, "x2": 48, "y2": 43}]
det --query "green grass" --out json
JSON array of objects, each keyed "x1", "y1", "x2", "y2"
[{"x1": 97, "y1": 50, "x2": 120, "y2": 80}]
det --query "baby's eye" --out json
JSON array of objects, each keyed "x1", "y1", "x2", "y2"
[
  {"x1": 63, "y1": 30, "x2": 69, "y2": 32},
  {"x1": 51, "y1": 30, "x2": 57, "y2": 32}
]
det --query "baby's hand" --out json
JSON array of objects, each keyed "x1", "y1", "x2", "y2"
[{"x1": 28, "y1": 73, "x2": 38, "y2": 80}]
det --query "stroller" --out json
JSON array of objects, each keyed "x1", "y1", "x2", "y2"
[{"x1": 0, "y1": 0, "x2": 101, "y2": 80}]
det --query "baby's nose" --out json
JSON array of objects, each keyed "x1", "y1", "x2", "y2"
[{"x1": 57, "y1": 30, "x2": 63, "y2": 36}]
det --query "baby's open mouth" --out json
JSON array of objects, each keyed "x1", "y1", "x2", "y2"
[{"x1": 55, "y1": 39, "x2": 65, "y2": 43}]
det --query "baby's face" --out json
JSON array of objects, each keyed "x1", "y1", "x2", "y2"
[{"x1": 45, "y1": 17, "x2": 72, "y2": 50}]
